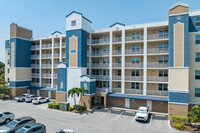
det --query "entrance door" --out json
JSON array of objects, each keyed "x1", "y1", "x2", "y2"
[
  {"x1": 125, "y1": 98, "x2": 130, "y2": 108},
  {"x1": 147, "y1": 100, "x2": 152, "y2": 111}
]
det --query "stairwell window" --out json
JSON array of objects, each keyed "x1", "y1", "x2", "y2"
[
  {"x1": 195, "y1": 17, "x2": 200, "y2": 27},
  {"x1": 159, "y1": 43, "x2": 168, "y2": 51},
  {"x1": 117, "y1": 82, "x2": 121, "y2": 88},
  {"x1": 118, "y1": 70, "x2": 121, "y2": 76},
  {"x1": 195, "y1": 88, "x2": 200, "y2": 97},
  {"x1": 195, "y1": 35, "x2": 200, "y2": 44},
  {"x1": 159, "y1": 84, "x2": 168, "y2": 91},
  {"x1": 159, "y1": 56, "x2": 168, "y2": 64},
  {"x1": 195, "y1": 53, "x2": 200, "y2": 62},
  {"x1": 132, "y1": 70, "x2": 139, "y2": 76},
  {"x1": 132, "y1": 83, "x2": 139, "y2": 89},
  {"x1": 132, "y1": 45, "x2": 140, "y2": 52},
  {"x1": 195, "y1": 70, "x2": 200, "y2": 80},
  {"x1": 132, "y1": 57, "x2": 140, "y2": 64},
  {"x1": 71, "y1": 20, "x2": 76, "y2": 26}
]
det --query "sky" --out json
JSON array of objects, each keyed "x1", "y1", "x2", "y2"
[{"x1": 0, "y1": 0, "x2": 200, "y2": 63}]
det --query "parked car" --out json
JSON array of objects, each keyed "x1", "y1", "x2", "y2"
[
  {"x1": 15, "y1": 94, "x2": 30, "y2": 102},
  {"x1": 0, "y1": 112, "x2": 15, "y2": 124},
  {"x1": 135, "y1": 106, "x2": 150, "y2": 122},
  {"x1": 16, "y1": 123, "x2": 46, "y2": 133},
  {"x1": 0, "y1": 117, "x2": 36, "y2": 133},
  {"x1": 32, "y1": 97, "x2": 49, "y2": 104},
  {"x1": 25, "y1": 95, "x2": 38, "y2": 103},
  {"x1": 56, "y1": 129, "x2": 74, "y2": 133}
]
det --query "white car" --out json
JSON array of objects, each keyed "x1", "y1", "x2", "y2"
[
  {"x1": 0, "y1": 112, "x2": 15, "y2": 124},
  {"x1": 15, "y1": 94, "x2": 30, "y2": 102},
  {"x1": 32, "y1": 97, "x2": 49, "y2": 104},
  {"x1": 135, "y1": 106, "x2": 150, "y2": 122},
  {"x1": 25, "y1": 95, "x2": 38, "y2": 103},
  {"x1": 56, "y1": 129, "x2": 74, "y2": 133}
]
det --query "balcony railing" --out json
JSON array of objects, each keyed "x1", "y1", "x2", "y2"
[
  {"x1": 54, "y1": 74, "x2": 57, "y2": 78},
  {"x1": 96, "y1": 88, "x2": 108, "y2": 93},
  {"x1": 42, "y1": 44, "x2": 52, "y2": 49},
  {"x1": 42, "y1": 54, "x2": 52, "y2": 58},
  {"x1": 31, "y1": 45, "x2": 40, "y2": 50},
  {"x1": 92, "y1": 75, "x2": 109, "y2": 80},
  {"x1": 62, "y1": 42, "x2": 66, "y2": 47},
  {"x1": 147, "y1": 62, "x2": 168, "y2": 68},
  {"x1": 90, "y1": 51, "x2": 109, "y2": 56},
  {"x1": 147, "y1": 90, "x2": 168, "y2": 96},
  {"x1": 89, "y1": 63, "x2": 109, "y2": 68},
  {"x1": 41, "y1": 83, "x2": 51, "y2": 88},
  {"x1": 112, "y1": 88, "x2": 121, "y2": 93},
  {"x1": 113, "y1": 37, "x2": 122, "y2": 43},
  {"x1": 41, "y1": 73, "x2": 51, "y2": 78},
  {"x1": 125, "y1": 76, "x2": 143, "y2": 81},
  {"x1": 125, "y1": 63, "x2": 143, "y2": 68},
  {"x1": 91, "y1": 39, "x2": 110, "y2": 45},
  {"x1": 112, "y1": 63, "x2": 121, "y2": 68},
  {"x1": 125, "y1": 36, "x2": 143, "y2": 42},
  {"x1": 147, "y1": 48, "x2": 168, "y2": 54},
  {"x1": 62, "y1": 53, "x2": 66, "y2": 58},
  {"x1": 125, "y1": 49, "x2": 143, "y2": 55},
  {"x1": 112, "y1": 75, "x2": 121, "y2": 80},
  {"x1": 53, "y1": 84, "x2": 57, "y2": 88},
  {"x1": 31, "y1": 73, "x2": 39, "y2": 78},
  {"x1": 31, "y1": 55, "x2": 39, "y2": 59},
  {"x1": 31, "y1": 64, "x2": 39, "y2": 68},
  {"x1": 54, "y1": 53, "x2": 59, "y2": 58},
  {"x1": 41, "y1": 64, "x2": 51, "y2": 68},
  {"x1": 125, "y1": 89, "x2": 143, "y2": 95},
  {"x1": 112, "y1": 50, "x2": 121, "y2": 55},
  {"x1": 147, "y1": 33, "x2": 168, "y2": 40},
  {"x1": 31, "y1": 82, "x2": 40, "y2": 87},
  {"x1": 147, "y1": 76, "x2": 168, "y2": 82},
  {"x1": 54, "y1": 64, "x2": 58, "y2": 68},
  {"x1": 54, "y1": 43, "x2": 59, "y2": 48}
]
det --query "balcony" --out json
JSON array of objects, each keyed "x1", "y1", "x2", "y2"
[
  {"x1": 62, "y1": 53, "x2": 66, "y2": 58},
  {"x1": 147, "y1": 62, "x2": 168, "y2": 68},
  {"x1": 125, "y1": 49, "x2": 143, "y2": 55},
  {"x1": 54, "y1": 53, "x2": 59, "y2": 58},
  {"x1": 62, "y1": 42, "x2": 66, "y2": 47},
  {"x1": 54, "y1": 74, "x2": 57, "y2": 78},
  {"x1": 112, "y1": 50, "x2": 121, "y2": 56},
  {"x1": 112, "y1": 63, "x2": 121, "y2": 68},
  {"x1": 90, "y1": 51, "x2": 109, "y2": 56},
  {"x1": 54, "y1": 43, "x2": 59, "y2": 48},
  {"x1": 147, "y1": 33, "x2": 168, "y2": 41},
  {"x1": 53, "y1": 84, "x2": 57, "y2": 88},
  {"x1": 147, "y1": 76, "x2": 168, "y2": 82},
  {"x1": 41, "y1": 73, "x2": 51, "y2": 78},
  {"x1": 113, "y1": 37, "x2": 121, "y2": 43},
  {"x1": 112, "y1": 75, "x2": 121, "y2": 80},
  {"x1": 92, "y1": 75, "x2": 109, "y2": 80},
  {"x1": 147, "y1": 90, "x2": 168, "y2": 96},
  {"x1": 54, "y1": 64, "x2": 58, "y2": 68},
  {"x1": 31, "y1": 64, "x2": 39, "y2": 68},
  {"x1": 41, "y1": 83, "x2": 51, "y2": 88},
  {"x1": 42, "y1": 54, "x2": 52, "y2": 58},
  {"x1": 147, "y1": 48, "x2": 168, "y2": 54},
  {"x1": 112, "y1": 88, "x2": 121, "y2": 93},
  {"x1": 90, "y1": 63, "x2": 109, "y2": 68},
  {"x1": 91, "y1": 38, "x2": 110, "y2": 45},
  {"x1": 125, "y1": 63, "x2": 143, "y2": 68},
  {"x1": 31, "y1": 45, "x2": 40, "y2": 50},
  {"x1": 125, "y1": 35, "x2": 143, "y2": 42},
  {"x1": 96, "y1": 88, "x2": 108, "y2": 93},
  {"x1": 30, "y1": 82, "x2": 39, "y2": 87},
  {"x1": 125, "y1": 89, "x2": 143, "y2": 95},
  {"x1": 31, "y1": 55, "x2": 39, "y2": 59},
  {"x1": 125, "y1": 76, "x2": 143, "y2": 81},
  {"x1": 41, "y1": 64, "x2": 51, "y2": 68},
  {"x1": 42, "y1": 44, "x2": 52, "y2": 49},
  {"x1": 31, "y1": 73, "x2": 39, "y2": 78}
]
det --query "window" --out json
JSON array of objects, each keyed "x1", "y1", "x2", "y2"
[
  {"x1": 118, "y1": 58, "x2": 121, "y2": 64},
  {"x1": 103, "y1": 47, "x2": 107, "y2": 52},
  {"x1": 159, "y1": 43, "x2": 168, "y2": 51},
  {"x1": 159, "y1": 30, "x2": 168, "y2": 38},
  {"x1": 195, "y1": 70, "x2": 200, "y2": 79},
  {"x1": 159, "y1": 70, "x2": 168, "y2": 77},
  {"x1": 132, "y1": 45, "x2": 140, "y2": 52},
  {"x1": 108, "y1": 70, "x2": 109, "y2": 75},
  {"x1": 117, "y1": 82, "x2": 121, "y2": 88},
  {"x1": 195, "y1": 88, "x2": 200, "y2": 97},
  {"x1": 132, "y1": 33, "x2": 140, "y2": 40},
  {"x1": 103, "y1": 58, "x2": 107, "y2": 64},
  {"x1": 103, "y1": 35, "x2": 107, "y2": 42},
  {"x1": 118, "y1": 46, "x2": 121, "y2": 53},
  {"x1": 195, "y1": 35, "x2": 200, "y2": 44},
  {"x1": 84, "y1": 83, "x2": 87, "y2": 89},
  {"x1": 195, "y1": 17, "x2": 200, "y2": 27},
  {"x1": 159, "y1": 56, "x2": 168, "y2": 64},
  {"x1": 71, "y1": 20, "x2": 76, "y2": 26},
  {"x1": 108, "y1": 58, "x2": 110, "y2": 63},
  {"x1": 7, "y1": 78, "x2": 9, "y2": 83},
  {"x1": 7, "y1": 50, "x2": 10, "y2": 55},
  {"x1": 132, "y1": 57, "x2": 140, "y2": 64},
  {"x1": 7, "y1": 59, "x2": 10, "y2": 65},
  {"x1": 103, "y1": 81, "x2": 106, "y2": 87},
  {"x1": 103, "y1": 70, "x2": 106, "y2": 75},
  {"x1": 159, "y1": 84, "x2": 168, "y2": 91},
  {"x1": 8, "y1": 69, "x2": 10, "y2": 74},
  {"x1": 118, "y1": 70, "x2": 121, "y2": 76},
  {"x1": 132, "y1": 83, "x2": 139, "y2": 89},
  {"x1": 60, "y1": 81, "x2": 63, "y2": 89},
  {"x1": 195, "y1": 53, "x2": 200, "y2": 62},
  {"x1": 132, "y1": 70, "x2": 140, "y2": 76},
  {"x1": 118, "y1": 35, "x2": 122, "y2": 41}
]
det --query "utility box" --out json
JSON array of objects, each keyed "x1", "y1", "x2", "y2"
[{"x1": 59, "y1": 102, "x2": 70, "y2": 111}]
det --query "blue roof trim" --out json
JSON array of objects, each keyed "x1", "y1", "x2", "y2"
[
  {"x1": 28, "y1": 86, "x2": 56, "y2": 92},
  {"x1": 108, "y1": 93, "x2": 168, "y2": 102},
  {"x1": 110, "y1": 22, "x2": 125, "y2": 28},
  {"x1": 51, "y1": 31, "x2": 62, "y2": 35},
  {"x1": 80, "y1": 74, "x2": 94, "y2": 79},
  {"x1": 57, "y1": 61, "x2": 67, "y2": 65},
  {"x1": 66, "y1": 11, "x2": 92, "y2": 23}
]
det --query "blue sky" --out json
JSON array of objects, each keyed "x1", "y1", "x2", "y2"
[{"x1": 0, "y1": 0, "x2": 199, "y2": 63}]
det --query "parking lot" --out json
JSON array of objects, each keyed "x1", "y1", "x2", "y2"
[{"x1": 0, "y1": 100, "x2": 181, "y2": 133}]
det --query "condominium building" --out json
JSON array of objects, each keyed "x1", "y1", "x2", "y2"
[{"x1": 5, "y1": 3, "x2": 200, "y2": 119}]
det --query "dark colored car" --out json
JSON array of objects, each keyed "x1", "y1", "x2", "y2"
[{"x1": 16, "y1": 123, "x2": 46, "y2": 133}]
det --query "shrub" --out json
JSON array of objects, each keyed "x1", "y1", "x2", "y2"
[
  {"x1": 68, "y1": 106, "x2": 74, "y2": 111},
  {"x1": 79, "y1": 105, "x2": 87, "y2": 111},
  {"x1": 48, "y1": 102, "x2": 54, "y2": 109},
  {"x1": 48, "y1": 102, "x2": 60, "y2": 109},
  {"x1": 173, "y1": 122, "x2": 185, "y2": 130},
  {"x1": 172, "y1": 116, "x2": 188, "y2": 124}
]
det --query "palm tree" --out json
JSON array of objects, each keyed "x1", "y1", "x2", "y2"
[
  {"x1": 188, "y1": 103, "x2": 200, "y2": 128},
  {"x1": 68, "y1": 87, "x2": 79, "y2": 110},
  {"x1": 78, "y1": 87, "x2": 89, "y2": 108}
]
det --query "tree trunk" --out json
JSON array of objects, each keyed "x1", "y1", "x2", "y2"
[{"x1": 74, "y1": 96, "x2": 76, "y2": 110}]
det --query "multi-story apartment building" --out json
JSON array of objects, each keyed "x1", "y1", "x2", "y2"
[{"x1": 5, "y1": 3, "x2": 200, "y2": 119}]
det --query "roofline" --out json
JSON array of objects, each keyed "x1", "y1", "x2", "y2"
[
  {"x1": 66, "y1": 11, "x2": 92, "y2": 23},
  {"x1": 51, "y1": 31, "x2": 62, "y2": 35},
  {"x1": 110, "y1": 22, "x2": 125, "y2": 28},
  {"x1": 169, "y1": 2, "x2": 189, "y2": 11}
]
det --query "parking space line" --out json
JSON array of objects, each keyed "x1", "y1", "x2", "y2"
[
  {"x1": 115, "y1": 111, "x2": 124, "y2": 120},
  {"x1": 149, "y1": 114, "x2": 153, "y2": 125},
  {"x1": 131, "y1": 116, "x2": 135, "y2": 123},
  {"x1": 100, "y1": 109, "x2": 111, "y2": 118}
]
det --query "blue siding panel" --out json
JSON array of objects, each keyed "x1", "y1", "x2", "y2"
[
  {"x1": 10, "y1": 80, "x2": 31, "y2": 88},
  {"x1": 189, "y1": 15, "x2": 200, "y2": 32},
  {"x1": 57, "y1": 68, "x2": 67, "y2": 92},
  {"x1": 168, "y1": 92, "x2": 188, "y2": 104},
  {"x1": 80, "y1": 81, "x2": 96, "y2": 95}
]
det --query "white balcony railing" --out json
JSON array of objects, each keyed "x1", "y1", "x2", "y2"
[
  {"x1": 42, "y1": 54, "x2": 52, "y2": 58},
  {"x1": 147, "y1": 33, "x2": 168, "y2": 40},
  {"x1": 113, "y1": 38, "x2": 122, "y2": 43},
  {"x1": 31, "y1": 73, "x2": 39, "y2": 78},
  {"x1": 112, "y1": 75, "x2": 121, "y2": 80},
  {"x1": 125, "y1": 76, "x2": 143, "y2": 81},
  {"x1": 62, "y1": 42, "x2": 66, "y2": 47},
  {"x1": 41, "y1": 83, "x2": 51, "y2": 88},
  {"x1": 54, "y1": 53, "x2": 59, "y2": 58},
  {"x1": 147, "y1": 76, "x2": 168, "y2": 82},
  {"x1": 112, "y1": 88, "x2": 121, "y2": 93},
  {"x1": 92, "y1": 75, "x2": 109, "y2": 80},
  {"x1": 54, "y1": 74, "x2": 57, "y2": 78},
  {"x1": 53, "y1": 84, "x2": 57, "y2": 88},
  {"x1": 31, "y1": 55, "x2": 39, "y2": 59},
  {"x1": 30, "y1": 82, "x2": 40, "y2": 87},
  {"x1": 112, "y1": 63, "x2": 121, "y2": 68},
  {"x1": 125, "y1": 89, "x2": 143, "y2": 95},
  {"x1": 42, "y1": 44, "x2": 52, "y2": 49},
  {"x1": 54, "y1": 43, "x2": 59, "y2": 48},
  {"x1": 125, "y1": 49, "x2": 143, "y2": 55},
  {"x1": 125, "y1": 63, "x2": 143, "y2": 68},
  {"x1": 90, "y1": 51, "x2": 109, "y2": 56},
  {"x1": 90, "y1": 63, "x2": 109, "y2": 68},
  {"x1": 41, "y1": 64, "x2": 51, "y2": 68},
  {"x1": 62, "y1": 53, "x2": 66, "y2": 58},
  {"x1": 125, "y1": 35, "x2": 143, "y2": 42},
  {"x1": 147, "y1": 48, "x2": 168, "y2": 54},
  {"x1": 91, "y1": 39, "x2": 110, "y2": 45},
  {"x1": 147, "y1": 90, "x2": 168, "y2": 96},
  {"x1": 112, "y1": 50, "x2": 121, "y2": 55},
  {"x1": 31, "y1": 64, "x2": 39, "y2": 68},
  {"x1": 147, "y1": 62, "x2": 168, "y2": 68},
  {"x1": 96, "y1": 88, "x2": 108, "y2": 93},
  {"x1": 41, "y1": 73, "x2": 51, "y2": 78},
  {"x1": 31, "y1": 45, "x2": 40, "y2": 50}
]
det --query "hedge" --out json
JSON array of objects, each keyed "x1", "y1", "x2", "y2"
[
  {"x1": 48, "y1": 102, "x2": 60, "y2": 109},
  {"x1": 173, "y1": 122, "x2": 185, "y2": 130},
  {"x1": 172, "y1": 116, "x2": 188, "y2": 124},
  {"x1": 68, "y1": 105, "x2": 87, "y2": 111}
]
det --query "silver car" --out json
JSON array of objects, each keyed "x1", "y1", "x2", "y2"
[
  {"x1": 25, "y1": 95, "x2": 38, "y2": 103},
  {"x1": 0, "y1": 117, "x2": 36, "y2": 133}
]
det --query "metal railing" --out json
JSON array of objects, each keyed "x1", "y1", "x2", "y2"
[
  {"x1": 125, "y1": 89, "x2": 143, "y2": 95},
  {"x1": 30, "y1": 82, "x2": 40, "y2": 87},
  {"x1": 62, "y1": 42, "x2": 66, "y2": 47},
  {"x1": 96, "y1": 88, "x2": 108, "y2": 93},
  {"x1": 92, "y1": 75, "x2": 109, "y2": 80},
  {"x1": 53, "y1": 84, "x2": 57, "y2": 88},
  {"x1": 62, "y1": 53, "x2": 66, "y2": 58},
  {"x1": 147, "y1": 62, "x2": 168, "y2": 68},
  {"x1": 54, "y1": 43, "x2": 59, "y2": 48},
  {"x1": 125, "y1": 49, "x2": 143, "y2": 55},
  {"x1": 54, "y1": 74, "x2": 57, "y2": 78},
  {"x1": 112, "y1": 63, "x2": 121, "y2": 68},
  {"x1": 125, "y1": 35, "x2": 143, "y2": 42},
  {"x1": 112, "y1": 50, "x2": 121, "y2": 55},
  {"x1": 91, "y1": 38, "x2": 110, "y2": 45},
  {"x1": 112, "y1": 88, "x2": 121, "y2": 93},
  {"x1": 41, "y1": 83, "x2": 51, "y2": 88},
  {"x1": 31, "y1": 55, "x2": 39, "y2": 59},
  {"x1": 31, "y1": 73, "x2": 39, "y2": 78},
  {"x1": 147, "y1": 48, "x2": 168, "y2": 54},
  {"x1": 42, "y1": 44, "x2": 52, "y2": 49},
  {"x1": 91, "y1": 51, "x2": 109, "y2": 56},
  {"x1": 31, "y1": 64, "x2": 39, "y2": 68},
  {"x1": 41, "y1": 64, "x2": 51, "y2": 68},
  {"x1": 113, "y1": 37, "x2": 122, "y2": 43},
  {"x1": 147, "y1": 33, "x2": 168, "y2": 40},
  {"x1": 42, "y1": 54, "x2": 52, "y2": 58},
  {"x1": 125, "y1": 76, "x2": 143, "y2": 81},
  {"x1": 112, "y1": 75, "x2": 121, "y2": 80},
  {"x1": 41, "y1": 73, "x2": 51, "y2": 78},
  {"x1": 90, "y1": 63, "x2": 109, "y2": 68},
  {"x1": 125, "y1": 63, "x2": 143, "y2": 68},
  {"x1": 147, "y1": 76, "x2": 168, "y2": 82},
  {"x1": 147, "y1": 90, "x2": 168, "y2": 96},
  {"x1": 54, "y1": 53, "x2": 59, "y2": 58},
  {"x1": 31, "y1": 45, "x2": 40, "y2": 50}
]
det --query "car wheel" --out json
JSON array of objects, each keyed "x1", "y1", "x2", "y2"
[
  {"x1": 39, "y1": 101, "x2": 41, "y2": 104},
  {"x1": 22, "y1": 99, "x2": 25, "y2": 102},
  {"x1": 5, "y1": 118, "x2": 11, "y2": 124},
  {"x1": 47, "y1": 99, "x2": 50, "y2": 102}
]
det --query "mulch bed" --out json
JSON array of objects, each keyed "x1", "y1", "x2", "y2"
[
  {"x1": 48, "y1": 108, "x2": 84, "y2": 114},
  {"x1": 170, "y1": 121, "x2": 200, "y2": 133}
]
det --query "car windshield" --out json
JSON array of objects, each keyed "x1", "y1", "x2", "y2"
[
  {"x1": 33, "y1": 98, "x2": 39, "y2": 100},
  {"x1": 15, "y1": 127, "x2": 26, "y2": 133},
  {"x1": 6, "y1": 120, "x2": 18, "y2": 127},
  {"x1": 138, "y1": 109, "x2": 147, "y2": 114}
]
